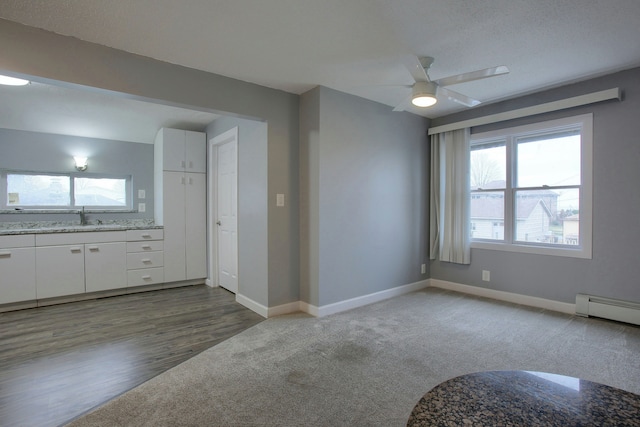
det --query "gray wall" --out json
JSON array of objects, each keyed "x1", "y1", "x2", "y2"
[
  {"x1": 430, "y1": 67, "x2": 640, "y2": 304},
  {"x1": 0, "y1": 18, "x2": 300, "y2": 307},
  {"x1": 206, "y1": 117, "x2": 269, "y2": 307},
  {"x1": 0, "y1": 127, "x2": 153, "y2": 222},
  {"x1": 300, "y1": 86, "x2": 430, "y2": 307}
]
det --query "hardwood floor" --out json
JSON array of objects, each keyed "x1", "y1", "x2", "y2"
[{"x1": 0, "y1": 285, "x2": 265, "y2": 427}]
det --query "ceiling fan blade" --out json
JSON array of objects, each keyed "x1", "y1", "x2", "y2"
[
  {"x1": 393, "y1": 94, "x2": 412, "y2": 112},
  {"x1": 434, "y1": 65, "x2": 509, "y2": 87},
  {"x1": 438, "y1": 87, "x2": 481, "y2": 107},
  {"x1": 403, "y1": 56, "x2": 431, "y2": 83}
]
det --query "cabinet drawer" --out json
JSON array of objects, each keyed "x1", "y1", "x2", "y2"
[
  {"x1": 127, "y1": 267, "x2": 164, "y2": 287},
  {"x1": 127, "y1": 251, "x2": 164, "y2": 270},
  {"x1": 0, "y1": 234, "x2": 35, "y2": 249},
  {"x1": 126, "y1": 240, "x2": 164, "y2": 253},
  {"x1": 126, "y1": 229, "x2": 164, "y2": 241}
]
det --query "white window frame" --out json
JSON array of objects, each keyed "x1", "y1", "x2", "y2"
[
  {"x1": 470, "y1": 113, "x2": 593, "y2": 259},
  {"x1": 1, "y1": 170, "x2": 132, "y2": 211}
]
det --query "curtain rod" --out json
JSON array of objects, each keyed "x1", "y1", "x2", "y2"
[{"x1": 427, "y1": 87, "x2": 621, "y2": 135}]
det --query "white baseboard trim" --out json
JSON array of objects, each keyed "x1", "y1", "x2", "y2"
[
  {"x1": 301, "y1": 279, "x2": 430, "y2": 318},
  {"x1": 268, "y1": 301, "x2": 302, "y2": 318},
  {"x1": 429, "y1": 279, "x2": 575, "y2": 315},
  {"x1": 235, "y1": 293, "x2": 268, "y2": 318},
  {"x1": 298, "y1": 301, "x2": 318, "y2": 317}
]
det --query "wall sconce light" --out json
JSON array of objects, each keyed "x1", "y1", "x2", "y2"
[{"x1": 74, "y1": 156, "x2": 88, "y2": 171}]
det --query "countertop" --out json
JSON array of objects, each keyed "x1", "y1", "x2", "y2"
[
  {"x1": 0, "y1": 220, "x2": 162, "y2": 235},
  {"x1": 407, "y1": 370, "x2": 640, "y2": 426}
]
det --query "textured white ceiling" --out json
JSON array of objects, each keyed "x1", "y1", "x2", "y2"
[{"x1": 0, "y1": 0, "x2": 639, "y2": 127}]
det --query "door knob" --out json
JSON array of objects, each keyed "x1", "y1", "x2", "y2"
[{"x1": 216, "y1": 220, "x2": 221, "y2": 226}]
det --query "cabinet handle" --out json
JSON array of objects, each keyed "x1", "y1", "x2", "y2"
[
  {"x1": 188, "y1": 177, "x2": 193, "y2": 185},
  {"x1": 141, "y1": 233, "x2": 152, "y2": 238},
  {"x1": 142, "y1": 275, "x2": 152, "y2": 280},
  {"x1": 70, "y1": 247, "x2": 82, "y2": 253},
  {"x1": 88, "y1": 246, "x2": 99, "y2": 252},
  {"x1": 0, "y1": 251, "x2": 11, "y2": 258},
  {"x1": 142, "y1": 258, "x2": 152, "y2": 263},
  {"x1": 181, "y1": 176, "x2": 185, "y2": 185},
  {"x1": 181, "y1": 160, "x2": 186, "y2": 168},
  {"x1": 141, "y1": 244, "x2": 152, "y2": 250},
  {"x1": 189, "y1": 160, "x2": 194, "y2": 169}
]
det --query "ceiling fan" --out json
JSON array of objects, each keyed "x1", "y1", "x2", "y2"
[{"x1": 393, "y1": 56, "x2": 509, "y2": 111}]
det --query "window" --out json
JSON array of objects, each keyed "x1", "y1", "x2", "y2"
[
  {"x1": 2, "y1": 171, "x2": 131, "y2": 210},
  {"x1": 470, "y1": 114, "x2": 592, "y2": 258}
]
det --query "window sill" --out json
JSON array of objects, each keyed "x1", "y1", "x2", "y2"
[{"x1": 471, "y1": 241, "x2": 592, "y2": 259}]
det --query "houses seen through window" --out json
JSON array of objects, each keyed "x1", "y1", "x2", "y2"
[{"x1": 469, "y1": 114, "x2": 592, "y2": 259}]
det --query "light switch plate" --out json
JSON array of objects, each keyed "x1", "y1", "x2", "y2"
[
  {"x1": 276, "y1": 193, "x2": 285, "y2": 207},
  {"x1": 138, "y1": 189, "x2": 146, "y2": 199},
  {"x1": 138, "y1": 202, "x2": 146, "y2": 212}
]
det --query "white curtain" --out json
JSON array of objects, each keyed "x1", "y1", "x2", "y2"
[{"x1": 429, "y1": 128, "x2": 471, "y2": 264}]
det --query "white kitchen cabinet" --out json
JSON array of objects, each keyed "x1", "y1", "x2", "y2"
[
  {"x1": 36, "y1": 231, "x2": 127, "y2": 299},
  {"x1": 185, "y1": 173, "x2": 207, "y2": 280},
  {"x1": 85, "y1": 242, "x2": 127, "y2": 292},
  {"x1": 159, "y1": 172, "x2": 207, "y2": 282},
  {"x1": 0, "y1": 235, "x2": 36, "y2": 305},
  {"x1": 36, "y1": 245, "x2": 85, "y2": 299},
  {"x1": 154, "y1": 128, "x2": 206, "y2": 173},
  {"x1": 154, "y1": 127, "x2": 207, "y2": 284},
  {"x1": 126, "y1": 228, "x2": 164, "y2": 287}
]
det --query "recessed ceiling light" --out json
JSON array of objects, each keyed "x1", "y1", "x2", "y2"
[{"x1": 0, "y1": 75, "x2": 30, "y2": 86}]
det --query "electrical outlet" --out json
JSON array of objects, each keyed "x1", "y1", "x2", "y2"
[
  {"x1": 276, "y1": 193, "x2": 285, "y2": 207},
  {"x1": 138, "y1": 202, "x2": 146, "y2": 212},
  {"x1": 421, "y1": 264, "x2": 426, "y2": 274},
  {"x1": 138, "y1": 189, "x2": 146, "y2": 199},
  {"x1": 482, "y1": 270, "x2": 490, "y2": 282}
]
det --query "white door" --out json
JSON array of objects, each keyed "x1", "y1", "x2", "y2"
[{"x1": 209, "y1": 128, "x2": 238, "y2": 293}]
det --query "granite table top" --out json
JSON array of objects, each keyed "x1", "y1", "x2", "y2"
[{"x1": 407, "y1": 370, "x2": 640, "y2": 426}]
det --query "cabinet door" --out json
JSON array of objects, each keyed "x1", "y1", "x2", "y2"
[
  {"x1": 185, "y1": 131, "x2": 206, "y2": 173},
  {"x1": 36, "y1": 245, "x2": 85, "y2": 299},
  {"x1": 185, "y1": 173, "x2": 207, "y2": 280},
  {"x1": 0, "y1": 247, "x2": 36, "y2": 304},
  {"x1": 85, "y1": 242, "x2": 127, "y2": 292},
  {"x1": 163, "y1": 171, "x2": 187, "y2": 282},
  {"x1": 162, "y1": 128, "x2": 186, "y2": 172}
]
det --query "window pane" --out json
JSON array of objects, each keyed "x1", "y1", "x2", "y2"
[
  {"x1": 515, "y1": 188, "x2": 579, "y2": 245},
  {"x1": 516, "y1": 133, "x2": 580, "y2": 188},
  {"x1": 7, "y1": 174, "x2": 70, "y2": 206},
  {"x1": 470, "y1": 142, "x2": 505, "y2": 190},
  {"x1": 74, "y1": 177, "x2": 127, "y2": 206},
  {"x1": 470, "y1": 191, "x2": 504, "y2": 240}
]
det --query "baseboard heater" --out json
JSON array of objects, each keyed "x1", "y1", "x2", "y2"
[{"x1": 575, "y1": 294, "x2": 640, "y2": 326}]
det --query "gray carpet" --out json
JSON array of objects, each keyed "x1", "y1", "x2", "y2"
[{"x1": 66, "y1": 287, "x2": 640, "y2": 426}]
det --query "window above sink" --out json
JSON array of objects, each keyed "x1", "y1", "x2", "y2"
[{"x1": 1, "y1": 170, "x2": 132, "y2": 211}]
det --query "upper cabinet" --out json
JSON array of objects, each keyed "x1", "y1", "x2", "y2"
[{"x1": 154, "y1": 128, "x2": 206, "y2": 173}]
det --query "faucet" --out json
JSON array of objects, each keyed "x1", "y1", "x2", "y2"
[{"x1": 79, "y1": 206, "x2": 87, "y2": 226}]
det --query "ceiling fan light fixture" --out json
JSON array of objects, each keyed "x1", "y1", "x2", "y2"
[{"x1": 411, "y1": 81, "x2": 437, "y2": 107}]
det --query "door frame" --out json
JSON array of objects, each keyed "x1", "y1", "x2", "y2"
[{"x1": 206, "y1": 127, "x2": 239, "y2": 289}]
